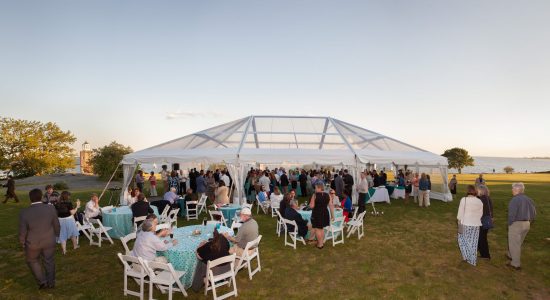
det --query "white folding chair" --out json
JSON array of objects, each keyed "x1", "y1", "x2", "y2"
[
  {"x1": 142, "y1": 259, "x2": 187, "y2": 300},
  {"x1": 255, "y1": 195, "x2": 269, "y2": 215},
  {"x1": 88, "y1": 218, "x2": 114, "y2": 247},
  {"x1": 283, "y1": 218, "x2": 306, "y2": 249},
  {"x1": 242, "y1": 203, "x2": 252, "y2": 210},
  {"x1": 100, "y1": 205, "x2": 114, "y2": 214},
  {"x1": 167, "y1": 208, "x2": 180, "y2": 228},
  {"x1": 117, "y1": 253, "x2": 149, "y2": 300},
  {"x1": 327, "y1": 216, "x2": 345, "y2": 247},
  {"x1": 77, "y1": 220, "x2": 93, "y2": 243},
  {"x1": 348, "y1": 206, "x2": 359, "y2": 223},
  {"x1": 346, "y1": 211, "x2": 366, "y2": 239},
  {"x1": 208, "y1": 210, "x2": 228, "y2": 227},
  {"x1": 159, "y1": 205, "x2": 171, "y2": 224},
  {"x1": 185, "y1": 201, "x2": 198, "y2": 221},
  {"x1": 235, "y1": 235, "x2": 262, "y2": 280},
  {"x1": 134, "y1": 216, "x2": 147, "y2": 232},
  {"x1": 205, "y1": 254, "x2": 237, "y2": 300},
  {"x1": 275, "y1": 209, "x2": 285, "y2": 237},
  {"x1": 120, "y1": 232, "x2": 136, "y2": 255},
  {"x1": 197, "y1": 194, "x2": 208, "y2": 215},
  {"x1": 270, "y1": 201, "x2": 280, "y2": 218},
  {"x1": 155, "y1": 223, "x2": 171, "y2": 231}
]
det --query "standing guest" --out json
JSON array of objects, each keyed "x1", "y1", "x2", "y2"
[
  {"x1": 405, "y1": 178, "x2": 412, "y2": 205},
  {"x1": 191, "y1": 228, "x2": 230, "y2": 292},
  {"x1": 290, "y1": 171, "x2": 298, "y2": 191},
  {"x1": 340, "y1": 191, "x2": 353, "y2": 223},
  {"x1": 334, "y1": 171, "x2": 344, "y2": 199},
  {"x1": 54, "y1": 191, "x2": 80, "y2": 255},
  {"x1": 206, "y1": 171, "x2": 216, "y2": 202},
  {"x1": 457, "y1": 185, "x2": 483, "y2": 266},
  {"x1": 19, "y1": 188, "x2": 60, "y2": 289},
  {"x1": 131, "y1": 219, "x2": 177, "y2": 263},
  {"x1": 42, "y1": 185, "x2": 59, "y2": 205},
  {"x1": 298, "y1": 170, "x2": 308, "y2": 198},
  {"x1": 366, "y1": 172, "x2": 374, "y2": 188},
  {"x1": 224, "y1": 207, "x2": 258, "y2": 256},
  {"x1": 3, "y1": 175, "x2": 19, "y2": 203},
  {"x1": 168, "y1": 170, "x2": 179, "y2": 194},
  {"x1": 379, "y1": 171, "x2": 387, "y2": 186},
  {"x1": 329, "y1": 189, "x2": 340, "y2": 208},
  {"x1": 412, "y1": 173, "x2": 420, "y2": 203},
  {"x1": 84, "y1": 193, "x2": 102, "y2": 221},
  {"x1": 284, "y1": 199, "x2": 311, "y2": 239},
  {"x1": 280, "y1": 171, "x2": 289, "y2": 194},
  {"x1": 476, "y1": 185, "x2": 493, "y2": 260},
  {"x1": 475, "y1": 174, "x2": 485, "y2": 188},
  {"x1": 135, "y1": 170, "x2": 145, "y2": 192},
  {"x1": 131, "y1": 194, "x2": 154, "y2": 226},
  {"x1": 372, "y1": 170, "x2": 380, "y2": 187},
  {"x1": 356, "y1": 172, "x2": 369, "y2": 214},
  {"x1": 215, "y1": 181, "x2": 229, "y2": 206},
  {"x1": 189, "y1": 168, "x2": 197, "y2": 193},
  {"x1": 178, "y1": 169, "x2": 188, "y2": 196},
  {"x1": 196, "y1": 170, "x2": 207, "y2": 198},
  {"x1": 259, "y1": 171, "x2": 271, "y2": 194},
  {"x1": 220, "y1": 171, "x2": 230, "y2": 189},
  {"x1": 343, "y1": 169, "x2": 354, "y2": 197},
  {"x1": 148, "y1": 171, "x2": 157, "y2": 197},
  {"x1": 309, "y1": 182, "x2": 334, "y2": 249},
  {"x1": 160, "y1": 165, "x2": 169, "y2": 194},
  {"x1": 418, "y1": 173, "x2": 429, "y2": 207},
  {"x1": 213, "y1": 169, "x2": 221, "y2": 183},
  {"x1": 506, "y1": 182, "x2": 536, "y2": 270},
  {"x1": 270, "y1": 186, "x2": 284, "y2": 208},
  {"x1": 426, "y1": 174, "x2": 432, "y2": 207},
  {"x1": 449, "y1": 175, "x2": 458, "y2": 200}
]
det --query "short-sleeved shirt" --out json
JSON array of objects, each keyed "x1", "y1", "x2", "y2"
[
  {"x1": 55, "y1": 201, "x2": 74, "y2": 218},
  {"x1": 235, "y1": 218, "x2": 259, "y2": 249}
]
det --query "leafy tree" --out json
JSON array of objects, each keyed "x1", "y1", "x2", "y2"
[
  {"x1": 0, "y1": 117, "x2": 76, "y2": 177},
  {"x1": 503, "y1": 166, "x2": 514, "y2": 174},
  {"x1": 441, "y1": 147, "x2": 474, "y2": 174},
  {"x1": 89, "y1": 141, "x2": 133, "y2": 180}
]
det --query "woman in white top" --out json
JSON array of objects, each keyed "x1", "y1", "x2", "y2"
[
  {"x1": 456, "y1": 185, "x2": 483, "y2": 266},
  {"x1": 269, "y1": 186, "x2": 284, "y2": 208},
  {"x1": 84, "y1": 193, "x2": 102, "y2": 220},
  {"x1": 329, "y1": 189, "x2": 340, "y2": 207}
]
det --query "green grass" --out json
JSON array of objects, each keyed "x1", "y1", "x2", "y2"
[{"x1": 0, "y1": 174, "x2": 549, "y2": 299}]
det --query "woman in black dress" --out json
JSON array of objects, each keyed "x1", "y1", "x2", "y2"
[{"x1": 309, "y1": 182, "x2": 335, "y2": 249}]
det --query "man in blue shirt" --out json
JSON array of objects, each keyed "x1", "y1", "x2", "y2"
[{"x1": 507, "y1": 182, "x2": 536, "y2": 270}]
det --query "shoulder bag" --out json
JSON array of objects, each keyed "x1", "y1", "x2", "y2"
[
  {"x1": 481, "y1": 198, "x2": 494, "y2": 230},
  {"x1": 457, "y1": 197, "x2": 467, "y2": 234}
]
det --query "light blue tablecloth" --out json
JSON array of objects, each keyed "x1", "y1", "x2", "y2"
[
  {"x1": 161, "y1": 224, "x2": 233, "y2": 289},
  {"x1": 298, "y1": 208, "x2": 343, "y2": 223},
  {"x1": 219, "y1": 204, "x2": 241, "y2": 222},
  {"x1": 102, "y1": 205, "x2": 159, "y2": 239}
]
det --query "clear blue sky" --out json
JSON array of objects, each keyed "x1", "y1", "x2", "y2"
[{"x1": 1, "y1": 1, "x2": 549, "y2": 157}]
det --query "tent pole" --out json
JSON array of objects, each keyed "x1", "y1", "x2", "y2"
[{"x1": 99, "y1": 163, "x2": 121, "y2": 201}]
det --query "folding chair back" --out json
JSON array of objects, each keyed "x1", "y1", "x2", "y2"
[
  {"x1": 142, "y1": 259, "x2": 187, "y2": 299},
  {"x1": 283, "y1": 218, "x2": 305, "y2": 249},
  {"x1": 167, "y1": 208, "x2": 180, "y2": 227},
  {"x1": 346, "y1": 211, "x2": 366, "y2": 239},
  {"x1": 270, "y1": 201, "x2": 280, "y2": 218},
  {"x1": 159, "y1": 205, "x2": 171, "y2": 223},
  {"x1": 208, "y1": 210, "x2": 227, "y2": 227},
  {"x1": 120, "y1": 232, "x2": 136, "y2": 255},
  {"x1": 88, "y1": 218, "x2": 114, "y2": 247},
  {"x1": 117, "y1": 253, "x2": 148, "y2": 299},
  {"x1": 133, "y1": 216, "x2": 147, "y2": 232},
  {"x1": 329, "y1": 216, "x2": 345, "y2": 246},
  {"x1": 275, "y1": 209, "x2": 284, "y2": 237},
  {"x1": 197, "y1": 194, "x2": 208, "y2": 215},
  {"x1": 236, "y1": 235, "x2": 262, "y2": 280},
  {"x1": 186, "y1": 200, "x2": 198, "y2": 221},
  {"x1": 205, "y1": 254, "x2": 237, "y2": 300}
]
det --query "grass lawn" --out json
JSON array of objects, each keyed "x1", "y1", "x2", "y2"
[{"x1": 0, "y1": 174, "x2": 548, "y2": 299}]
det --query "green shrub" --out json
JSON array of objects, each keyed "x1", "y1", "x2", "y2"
[{"x1": 53, "y1": 181, "x2": 69, "y2": 190}]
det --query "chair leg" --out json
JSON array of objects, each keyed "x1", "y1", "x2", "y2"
[
  {"x1": 168, "y1": 284, "x2": 173, "y2": 300},
  {"x1": 149, "y1": 281, "x2": 153, "y2": 300}
]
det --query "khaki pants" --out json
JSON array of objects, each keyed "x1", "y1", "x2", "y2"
[
  {"x1": 508, "y1": 221, "x2": 530, "y2": 268},
  {"x1": 418, "y1": 190, "x2": 429, "y2": 207}
]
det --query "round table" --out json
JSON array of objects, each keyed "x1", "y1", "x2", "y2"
[
  {"x1": 219, "y1": 204, "x2": 241, "y2": 222},
  {"x1": 298, "y1": 208, "x2": 343, "y2": 222},
  {"x1": 102, "y1": 205, "x2": 159, "y2": 239},
  {"x1": 391, "y1": 186, "x2": 406, "y2": 199},
  {"x1": 161, "y1": 224, "x2": 233, "y2": 289},
  {"x1": 366, "y1": 187, "x2": 391, "y2": 204}
]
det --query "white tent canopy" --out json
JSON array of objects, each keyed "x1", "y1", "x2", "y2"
[{"x1": 122, "y1": 115, "x2": 452, "y2": 202}]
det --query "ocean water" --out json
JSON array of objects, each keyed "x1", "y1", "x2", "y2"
[{"x1": 449, "y1": 156, "x2": 550, "y2": 174}]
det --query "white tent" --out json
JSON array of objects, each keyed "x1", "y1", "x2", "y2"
[{"x1": 121, "y1": 115, "x2": 452, "y2": 203}]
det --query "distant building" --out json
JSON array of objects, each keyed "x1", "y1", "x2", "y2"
[{"x1": 80, "y1": 141, "x2": 93, "y2": 174}]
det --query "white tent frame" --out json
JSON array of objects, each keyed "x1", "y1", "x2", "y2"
[{"x1": 121, "y1": 115, "x2": 452, "y2": 203}]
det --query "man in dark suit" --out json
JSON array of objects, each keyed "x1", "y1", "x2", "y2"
[
  {"x1": 3, "y1": 175, "x2": 19, "y2": 203},
  {"x1": 19, "y1": 188, "x2": 60, "y2": 289},
  {"x1": 284, "y1": 199, "x2": 311, "y2": 239},
  {"x1": 131, "y1": 194, "x2": 154, "y2": 227}
]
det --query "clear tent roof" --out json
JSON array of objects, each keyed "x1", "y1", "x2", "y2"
[{"x1": 145, "y1": 115, "x2": 426, "y2": 153}]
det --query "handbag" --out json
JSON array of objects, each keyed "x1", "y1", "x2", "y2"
[
  {"x1": 457, "y1": 197, "x2": 467, "y2": 234},
  {"x1": 481, "y1": 198, "x2": 494, "y2": 230}
]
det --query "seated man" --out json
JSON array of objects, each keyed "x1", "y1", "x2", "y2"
[
  {"x1": 284, "y1": 199, "x2": 311, "y2": 239},
  {"x1": 223, "y1": 207, "x2": 258, "y2": 256},
  {"x1": 131, "y1": 194, "x2": 154, "y2": 227},
  {"x1": 131, "y1": 219, "x2": 177, "y2": 263},
  {"x1": 183, "y1": 188, "x2": 198, "y2": 210},
  {"x1": 163, "y1": 187, "x2": 179, "y2": 205},
  {"x1": 42, "y1": 184, "x2": 59, "y2": 205}
]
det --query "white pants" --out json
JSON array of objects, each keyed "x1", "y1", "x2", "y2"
[
  {"x1": 150, "y1": 185, "x2": 157, "y2": 197},
  {"x1": 418, "y1": 190, "x2": 429, "y2": 207}
]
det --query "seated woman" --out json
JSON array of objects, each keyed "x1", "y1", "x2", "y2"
[
  {"x1": 329, "y1": 189, "x2": 340, "y2": 208},
  {"x1": 340, "y1": 191, "x2": 353, "y2": 222},
  {"x1": 269, "y1": 186, "x2": 284, "y2": 207},
  {"x1": 131, "y1": 219, "x2": 177, "y2": 262},
  {"x1": 214, "y1": 181, "x2": 229, "y2": 206},
  {"x1": 55, "y1": 191, "x2": 81, "y2": 254},
  {"x1": 191, "y1": 229, "x2": 230, "y2": 292},
  {"x1": 183, "y1": 188, "x2": 198, "y2": 210},
  {"x1": 131, "y1": 194, "x2": 154, "y2": 227},
  {"x1": 126, "y1": 187, "x2": 140, "y2": 206}
]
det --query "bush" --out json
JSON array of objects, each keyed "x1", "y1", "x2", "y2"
[
  {"x1": 503, "y1": 166, "x2": 514, "y2": 174},
  {"x1": 53, "y1": 181, "x2": 69, "y2": 190}
]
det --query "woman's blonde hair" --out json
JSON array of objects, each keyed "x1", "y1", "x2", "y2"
[{"x1": 476, "y1": 184, "x2": 490, "y2": 197}]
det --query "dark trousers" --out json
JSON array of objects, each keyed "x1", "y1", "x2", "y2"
[
  {"x1": 4, "y1": 190, "x2": 19, "y2": 202},
  {"x1": 300, "y1": 182, "x2": 307, "y2": 197},
  {"x1": 358, "y1": 193, "x2": 367, "y2": 214},
  {"x1": 179, "y1": 182, "x2": 187, "y2": 195},
  {"x1": 25, "y1": 246, "x2": 56, "y2": 286},
  {"x1": 478, "y1": 228, "x2": 490, "y2": 258}
]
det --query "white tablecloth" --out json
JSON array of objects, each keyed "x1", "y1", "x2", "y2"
[
  {"x1": 367, "y1": 187, "x2": 391, "y2": 204},
  {"x1": 391, "y1": 188, "x2": 406, "y2": 199}
]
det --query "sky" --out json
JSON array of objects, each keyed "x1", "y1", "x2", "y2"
[{"x1": 1, "y1": 0, "x2": 549, "y2": 157}]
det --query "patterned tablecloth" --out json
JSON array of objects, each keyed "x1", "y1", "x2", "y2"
[
  {"x1": 161, "y1": 224, "x2": 233, "y2": 289},
  {"x1": 219, "y1": 204, "x2": 241, "y2": 223},
  {"x1": 102, "y1": 205, "x2": 159, "y2": 239}
]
